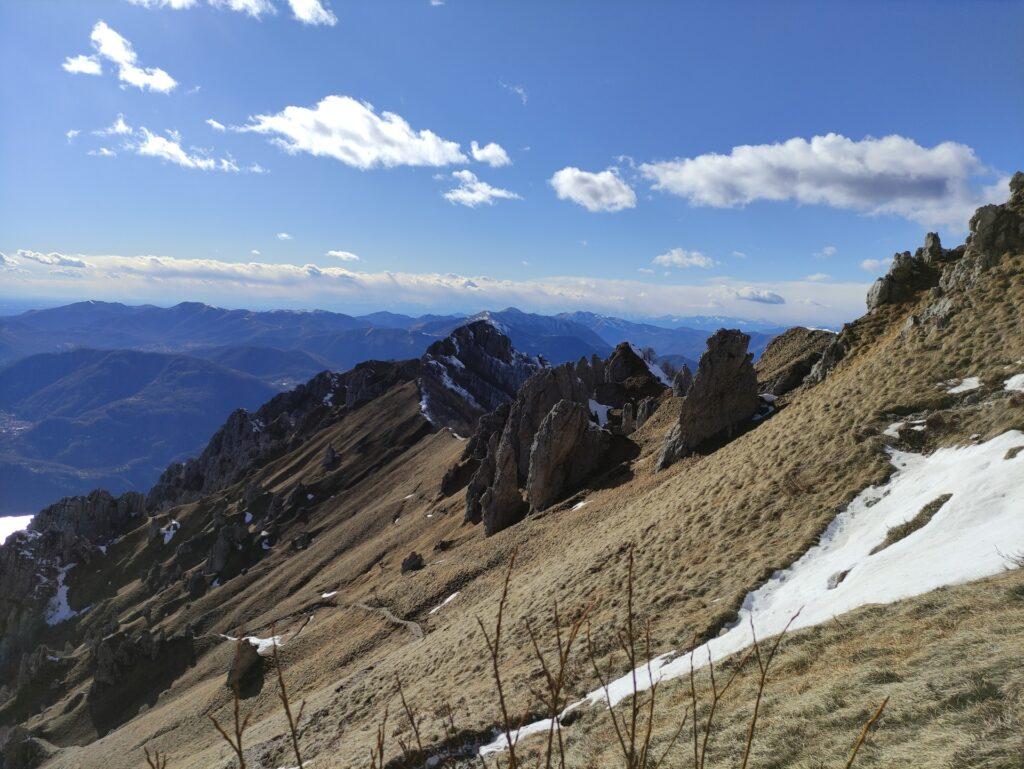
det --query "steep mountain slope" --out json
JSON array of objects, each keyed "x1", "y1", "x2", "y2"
[
  {"x1": 1, "y1": 177, "x2": 1023, "y2": 769},
  {"x1": 0, "y1": 350, "x2": 276, "y2": 515}
]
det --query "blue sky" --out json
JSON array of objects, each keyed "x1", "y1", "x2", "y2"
[{"x1": 0, "y1": 0, "x2": 1020, "y2": 324}]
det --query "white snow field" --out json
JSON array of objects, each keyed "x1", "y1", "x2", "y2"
[{"x1": 480, "y1": 430, "x2": 1024, "y2": 755}]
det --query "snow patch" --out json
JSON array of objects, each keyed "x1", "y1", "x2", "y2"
[
  {"x1": 482, "y1": 431, "x2": 1024, "y2": 756},
  {"x1": 630, "y1": 344, "x2": 673, "y2": 386},
  {"x1": 244, "y1": 511, "x2": 253, "y2": 524},
  {"x1": 946, "y1": 376, "x2": 980, "y2": 394},
  {"x1": 321, "y1": 591, "x2": 338, "y2": 599},
  {"x1": 1004, "y1": 373, "x2": 1024, "y2": 392},
  {"x1": 428, "y1": 592, "x2": 459, "y2": 615},
  {"x1": 588, "y1": 399, "x2": 611, "y2": 428},
  {"x1": 45, "y1": 564, "x2": 81, "y2": 626},
  {"x1": 571, "y1": 500, "x2": 589, "y2": 511},
  {"x1": 883, "y1": 422, "x2": 904, "y2": 438},
  {"x1": 160, "y1": 520, "x2": 181, "y2": 545}
]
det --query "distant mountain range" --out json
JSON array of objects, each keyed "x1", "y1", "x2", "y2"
[
  {"x1": 0, "y1": 349, "x2": 276, "y2": 514},
  {"x1": 0, "y1": 301, "x2": 788, "y2": 513}
]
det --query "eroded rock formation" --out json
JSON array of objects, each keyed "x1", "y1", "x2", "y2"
[{"x1": 658, "y1": 330, "x2": 759, "y2": 469}]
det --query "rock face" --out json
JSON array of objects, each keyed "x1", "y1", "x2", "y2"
[
  {"x1": 672, "y1": 365, "x2": 694, "y2": 396},
  {"x1": 0, "y1": 491, "x2": 146, "y2": 679},
  {"x1": 0, "y1": 726, "x2": 59, "y2": 769},
  {"x1": 525, "y1": 400, "x2": 614, "y2": 511},
  {"x1": 417, "y1": 320, "x2": 543, "y2": 435},
  {"x1": 226, "y1": 638, "x2": 263, "y2": 692},
  {"x1": 87, "y1": 626, "x2": 195, "y2": 735},
  {"x1": 658, "y1": 330, "x2": 758, "y2": 469},
  {"x1": 147, "y1": 359, "x2": 421, "y2": 511},
  {"x1": 460, "y1": 343, "x2": 660, "y2": 535},
  {"x1": 755, "y1": 327, "x2": 836, "y2": 396}
]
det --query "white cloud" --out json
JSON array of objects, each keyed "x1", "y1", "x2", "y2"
[
  {"x1": 326, "y1": 250, "x2": 360, "y2": 261},
  {"x1": 443, "y1": 170, "x2": 521, "y2": 208},
  {"x1": 16, "y1": 250, "x2": 91, "y2": 269},
  {"x1": 652, "y1": 248, "x2": 716, "y2": 269},
  {"x1": 860, "y1": 257, "x2": 892, "y2": 273},
  {"x1": 62, "y1": 54, "x2": 103, "y2": 75},
  {"x1": 640, "y1": 133, "x2": 1002, "y2": 230},
  {"x1": 95, "y1": 113, "x2": 133, "y2": 136},
  {"x1": 733, "y1": 287, "x2": 785, "y2": 304},
  {"x1": 550, "y1": 167, "x2": 636, "y2": 213},
  {"x1": 286, "y1": 0, "x2": 336, "y2": 25},
  {"x1": 239, "y1": 95, "x2": 467, "y2": 169},
  {"x1": 5, "y1": 250, "x2": 870, "y2": 325},
  {"x1": 206, "y1": 118, "x2": 227, "y2": 131},
  {"x1": 470, "y1": 141, "x2": 511, "y2": 168},
  {"x1": 77, "y1": 21, "x2": 177, "y2": 93},
  {"x1": 251, "y1": 249, "x2": 261, "y2": 255},
  {"x1": 66, "y1": 129, "x2": 80, "y2": 142},
  {"x1": 637, "y1": 268, "x2": 655, "y2": 274},
  {"x1": 431, "y1": 0, "x2": 444, "y2": 6},
  {"x1": 731, "y1": 250, "x2": 747, "y2": 259},
  {"x1": 814, "y1": 245, "x2": 837, "y2": 259},
  {"x1": 805, "y1": 272, "x2": 831, "y2": 282},
  {"x1": 277, "y1": 232, "x2": 292, "y2": 240},
  {"x1": 500, "y1": 81, "x2": 528, "y2": 105},
  {"x1": 88, "y1": 147, "x2": 118, "y2": 158},
  {"x1": 208, "y1": 0, "x2": 276, "y2": 16},
  {"x1": 129, "y1": 128, "x2": 249, "y2": 173}
]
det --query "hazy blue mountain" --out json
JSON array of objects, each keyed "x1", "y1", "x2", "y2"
[
  {"x1": 557, "y1": 311, "x2": 775, "y2": 362},
  {"x1": 0, "y1": 349, "x2": 276, "y2": 514}
]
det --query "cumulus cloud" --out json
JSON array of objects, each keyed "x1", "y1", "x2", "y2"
[
  {"x1": 286, "y1": 0, "x2": 336, "y2": 25},
  {"x1": 88, "y1": 147, "x2": 117, "y2": 158},
  {"x1": 16, "y1": 250, "x2": 91, "y2": 269},
  {"x1": 727, "y1": 286, "x2": 786, "y2": 304},
  {"x1": 640, "y1": 133, "x2": 1003, "y2": 230},
  {"x1": 239, "y1": 95, "x2": 467, "y2": 169},
  {"x1": 550, "y1": 167, "x2": 636, "y2": 213},
  {"x1": 814, "y1": 245, "x2": 837, "y2": 259},
  {"x1": 443, "y1": 170, "x2": 521, "y2": 208},
  {"x1": 133, "y1": 128, "x2": 232, "y2": 170},
  {"x1": 860, "y1": 257, "x2": 892, "y2": 273},
  {"x1": 66, "y1": 129, "x2": 80, "y2": 142},
  {"x1": 652, "y1": 248, "x2": 716, "y2": 269},
  {"x1": 805, "y1": 272, "x2": 831, "y2": 282},
  {"x1": 326, "y1": 250, "x2": 360, "y2": 261},
  {"x1": 6, "y1": 250, "x2": 873, "y2": 325},
  {"x1": 62, "y1": 54, "x2": 103, "y2": 75},
  {"x1": 470, "y1": 140, "x2": 511, "y2": 168},
  {"x1": 94, "y1": 114, "x2": 133, "y2": 136},
  {"x1": 206, "y1": 118, "x2": 227, "y2": 131},
  {"x1": 277, "y1": 232, "x2": 292, "y2": 240},
  {"x1": 75, "y1": 21, "x2": 177, "y2": 93}
]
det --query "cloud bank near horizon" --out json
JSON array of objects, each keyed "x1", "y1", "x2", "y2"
[{"x1": 0, "y1": 249, "x2": 869, "y2": 325}]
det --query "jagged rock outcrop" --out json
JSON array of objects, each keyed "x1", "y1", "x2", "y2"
[
  {"x1": 0, "y1": 726, "x2": 59, "y2": 769},
  {"x1": 808, "y1": 175, "x2": 1024, "y2": 387},
  {"x1": 462, "y1": 343, "x2": 659, "y2": 535},
  {"x1": 525, "y1": 400, "x2": 615, "y2": 511},
  {"x1": 226, "y1": 639, "x2": 263, "y2": 692},
  {"x1": 755, "y1": 327, "x2": 836, "y2": 396},
  {"x1": 417, "y1": 320, "x2": 543, "y2": 435},
  {"x1": 87, "y1": 626, "x2": 195, "y2": 736},
  {"x1": 672, "y1": 365, "x2": 693, "y2": 397},
  {"x1": 0, "y1": 491, "x2": 147, "y2": 679},
  {"x1": 658, "y1": 330, "x2": 759, "y2": 469},
  {"x1": 147, "y1": 359, "x2": 421, "y2": 511}
]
